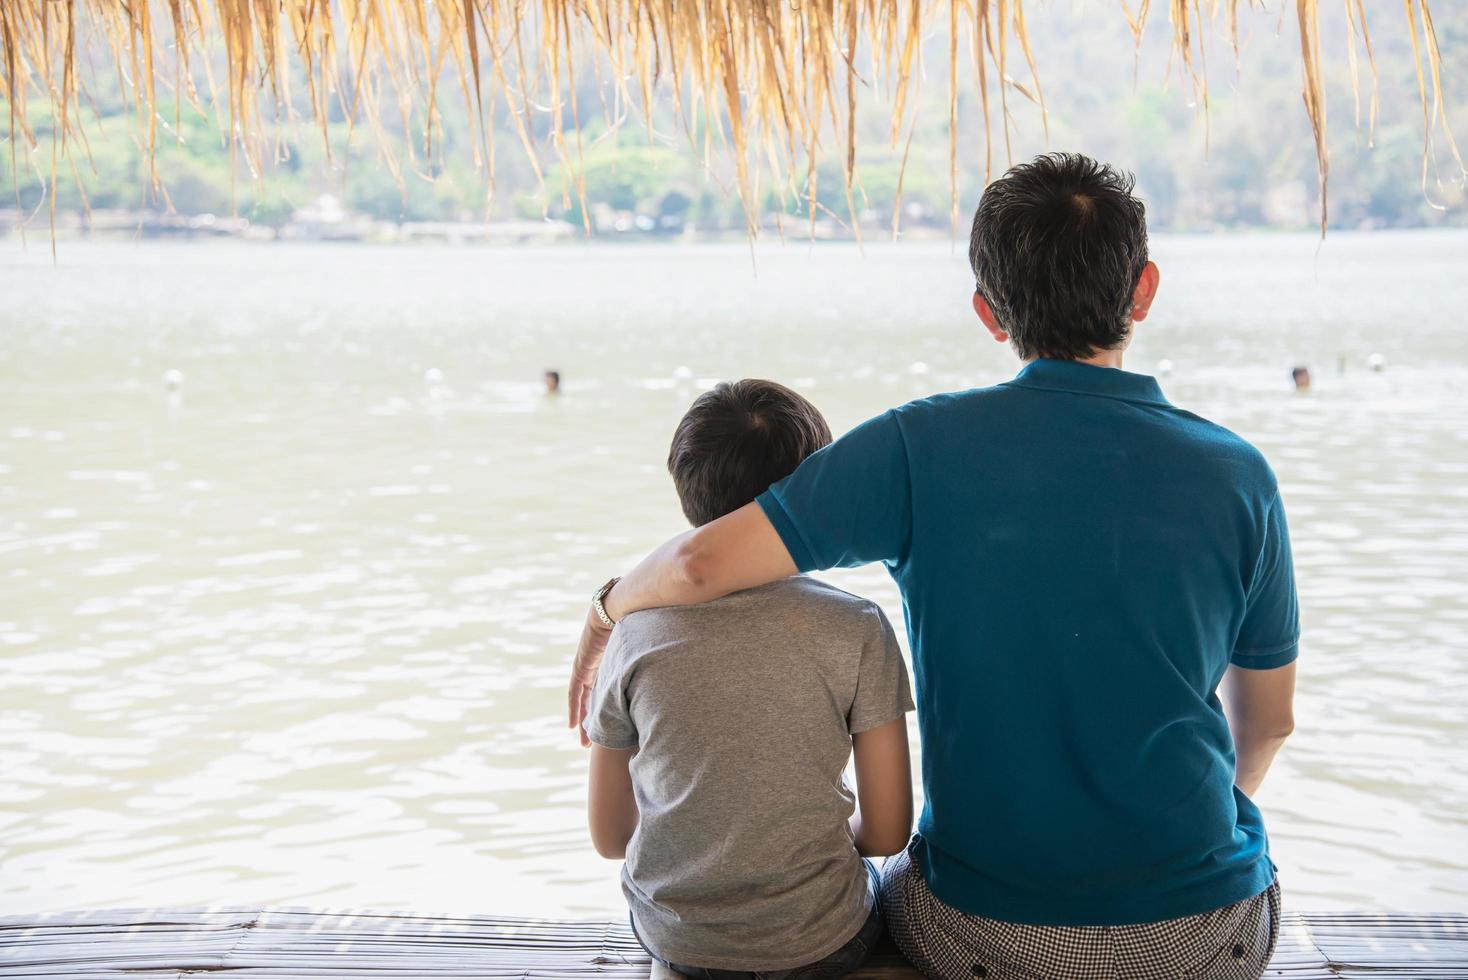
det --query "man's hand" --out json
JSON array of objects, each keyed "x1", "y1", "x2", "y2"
[{"x1": 569, "y1": 605, "x2": 613, "y2": 747}]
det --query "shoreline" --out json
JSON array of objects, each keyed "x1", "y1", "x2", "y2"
[{"x1": 3, "y1": 224, "x2": 1465, "y2": 252}]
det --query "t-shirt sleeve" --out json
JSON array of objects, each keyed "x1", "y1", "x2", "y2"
[
  {"x1": 849, "y1": 603, "x2": 916, "y2": 734},
  {"x1": 1231, "y1": 491, "x2": 1300, "y2": 670},
  {"x1": 581, "y1": 631, "x2": 639, "y2": 749},
  {"x1": 755, "y1": 410, "x2": 913, "y2": 573}
]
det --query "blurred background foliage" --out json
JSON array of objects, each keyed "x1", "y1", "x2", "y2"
[{"x1": 2, "y1": 0, "x2": 1463, "y2": 234}]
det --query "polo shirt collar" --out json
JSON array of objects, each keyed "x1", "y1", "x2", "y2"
[{"x1": 1006, "y1": 358, "x2": 1171, "y2": 407}]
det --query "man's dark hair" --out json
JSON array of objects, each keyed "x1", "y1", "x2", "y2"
[
  {"x1": 968, "y1": 152, "x2": 1149, "y2": 361},
  {"x1": 668, "y1": 379, "x2": 832, "y2": 527}
]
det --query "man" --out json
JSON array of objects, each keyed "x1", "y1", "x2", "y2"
[
  {"x1": 570, "y1": 153, "x2": 1298, "y2": 980},
  {"x1": 585, "y1": 379, "x2": 915, "y2": 978}
]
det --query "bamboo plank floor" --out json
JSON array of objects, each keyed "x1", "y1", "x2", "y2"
[{"x1": 1, "y1": 908, "x2": 1465, "y2": 979}]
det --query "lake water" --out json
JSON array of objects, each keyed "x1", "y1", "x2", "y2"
[{"x1": 2, "y1": 233, "x2": 1466, "y2": 918}]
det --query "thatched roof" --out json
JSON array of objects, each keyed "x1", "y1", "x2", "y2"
[{"x1": 1, "y1": 1, "x2": 1461, "y2": 233}]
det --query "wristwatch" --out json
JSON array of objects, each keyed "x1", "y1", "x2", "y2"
[{"x1": 592, "y1": 576, "x2": 621, "y2": 628}]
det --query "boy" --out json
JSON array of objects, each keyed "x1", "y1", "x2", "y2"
[{"x1": 582, "y1": 379, "x2": 915, "y2": 977}]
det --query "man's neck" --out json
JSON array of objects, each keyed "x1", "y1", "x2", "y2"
[
  {"x1": 1076, "y1": 350, "x2": 1125, "y2": 369},
  {"x1": 1024, "y1": 351, "x2": 1126, "y2": 369}
]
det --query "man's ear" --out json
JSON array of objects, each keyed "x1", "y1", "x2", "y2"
[
  {"x1": 1130, "y1": 262, "x2": 1161, "y2": 323},
  {"x1": 973, "y1": 291, "x2": 1008, "y2": 344}
]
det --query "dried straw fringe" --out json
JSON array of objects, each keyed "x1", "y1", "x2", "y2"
[{"x1": 1, "y1": 0, "x2": 1462, "y2": 239}]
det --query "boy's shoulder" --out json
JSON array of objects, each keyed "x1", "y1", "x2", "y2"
[
  {"x1": 614, "y1": 576, "x2": 885, "y2": 651},
  {"x1": 626, "y1": 574, "x2": 879, "y2": 621},
  {"x1": 754, "y1": 573, "x2": 884, "y2": 614}
]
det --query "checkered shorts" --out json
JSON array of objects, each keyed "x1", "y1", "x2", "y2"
[{"x1": 879, "y1": 843, "x2": 1281, "y2": 980}]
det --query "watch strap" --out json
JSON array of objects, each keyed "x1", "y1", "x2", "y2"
[{"x1": 592, "y1": 576, "x2": 621, "y2": 628}]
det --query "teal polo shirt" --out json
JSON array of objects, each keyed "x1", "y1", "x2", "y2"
[{"x1": 757, "y1": 358, "x2": 1299, "y2": 926}]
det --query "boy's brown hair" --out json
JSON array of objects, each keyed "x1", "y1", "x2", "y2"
[{"x1": 668, "y1": 379, "x2": 832, "y2": 527}]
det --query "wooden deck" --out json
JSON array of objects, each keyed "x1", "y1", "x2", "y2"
[{"x1": 1, "y1": 908, "x2": 1465, "y2": 979}]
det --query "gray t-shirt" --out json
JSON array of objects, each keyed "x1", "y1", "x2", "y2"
[{"x1": 584, "y1": 575, "x2": 914, "y2": 971}]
